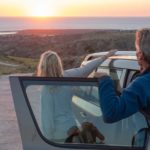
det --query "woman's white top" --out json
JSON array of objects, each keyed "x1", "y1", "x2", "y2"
[{"x1": 41, "y1": 56, "x2": 106, "y2": 141}]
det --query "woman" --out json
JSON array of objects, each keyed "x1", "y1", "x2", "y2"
[{"x1": 37, "y1": 50, "x2": 116, "y2": 142}]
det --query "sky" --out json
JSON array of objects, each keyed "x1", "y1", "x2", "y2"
[{"x1": 0, "y1": 0, "x2": 150, "y2": 17}]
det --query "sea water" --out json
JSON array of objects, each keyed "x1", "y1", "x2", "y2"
[{"x1": 0, "y1": 17, "x2": 150, "y2": 33}]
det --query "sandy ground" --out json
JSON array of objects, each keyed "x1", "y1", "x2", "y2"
[{"x1": 0, "y1": 75, "x2": 23, "y2": 150}]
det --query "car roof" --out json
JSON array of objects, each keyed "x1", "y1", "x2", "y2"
[
  {"x1": 84, "y1": 51, "x2": 137, "y2": 61},
  {"x1": 82, "y1": 51, "x2": 140, "y2": 70}
]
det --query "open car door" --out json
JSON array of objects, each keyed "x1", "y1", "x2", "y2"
[{"x1": 9, "y1": 76, "x2": 148, "y2": 150}]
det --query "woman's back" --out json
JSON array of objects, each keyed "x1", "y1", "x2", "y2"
[{"x1": 41, "y1": 86, "x2": 76, "y2": 141}]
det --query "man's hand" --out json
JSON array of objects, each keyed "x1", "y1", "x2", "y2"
[{"x1": 94, "y1": 72, "x2": 108, "y2": 78}]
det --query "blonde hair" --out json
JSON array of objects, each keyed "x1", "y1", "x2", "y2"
[{"x1": 37, "y1": 50, "x2": 64, "y2": 77}]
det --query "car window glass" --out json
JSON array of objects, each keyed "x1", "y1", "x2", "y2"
[
  {"x1": 97, "y1": 67, "x2": 122, "y2": 80},
  {"x1": 84, "y1": 67, "x2": 123, "y2": 105},
  {"x1": 97, "y1": 67, "x2": 123, "y2": 99},
  {"x1": 24, "y1": 79, "x2": 147, "y2": 148},
  {"x1": 76, "y1": 86, "x2": 99, "y2": 105},
  {"x1": 99, "y1": 67, "x2": 122, "y2": 91},
  {"x1": 26, "y1": 83, "x2": 103, "y2": 143},
  {"x1": 81, "y1": 64, "x2": 123, "y2": 105}
]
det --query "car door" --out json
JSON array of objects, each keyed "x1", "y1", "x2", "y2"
[{"x1": 10, "y1": 76, "x2": 147, "y2": 150}]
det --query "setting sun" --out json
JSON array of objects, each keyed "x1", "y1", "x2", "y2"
[
  {"x1": 0, "y1": 0, "x2": 150, "y2": 17},
  {"x1": 30, "y1": 2, "x2": 55, "y2": 17}
]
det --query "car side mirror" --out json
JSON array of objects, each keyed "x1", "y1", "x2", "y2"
[{"x1": 132, "y1": 128, "x2": 150, "y2": 149}]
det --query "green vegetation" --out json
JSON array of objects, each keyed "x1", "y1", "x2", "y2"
[
  {"x1": 0, "y1": 29, "x2": 136, "y2": 75},
  {"x1": 0, "y1": 55, "x2": 38, "y2": 75}
]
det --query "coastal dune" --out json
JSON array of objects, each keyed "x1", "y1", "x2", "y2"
[{"x1": 0, "y1": 29, "x2": 135, "y2": 73}]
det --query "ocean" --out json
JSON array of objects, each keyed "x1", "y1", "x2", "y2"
[{"x1": 0, "y1": 17, "x2": 150, "y2": 32}]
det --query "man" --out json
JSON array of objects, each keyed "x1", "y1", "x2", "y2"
[{"x1": 95, "y1": 28, "x2": 150, "y2": 123}]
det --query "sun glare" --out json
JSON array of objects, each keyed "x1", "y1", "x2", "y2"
[
  {"x1": 0, "y1": 0, "x2": 150, "y2": 17},
  {"x1": 30, "y1": 2, "x2": 54, "y2": 17}
]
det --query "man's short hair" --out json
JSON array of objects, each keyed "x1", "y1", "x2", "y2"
[{"x1": 136, "y1": 28, "x2": 150, "y2": 64}]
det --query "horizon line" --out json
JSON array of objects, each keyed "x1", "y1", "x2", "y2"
[{"x1": 0, "y1": 16, "x2": 150, "y2": 18}]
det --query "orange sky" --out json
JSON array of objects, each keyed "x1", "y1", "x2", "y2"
[{"x1": 0, "y1": 0, "x2": 150, "y2": 17}]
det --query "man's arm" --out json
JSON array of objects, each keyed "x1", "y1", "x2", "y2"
[{"x1": 97, "y1": 76, "x2": 142, "y2": 123}]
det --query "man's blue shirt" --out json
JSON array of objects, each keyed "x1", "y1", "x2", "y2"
[{"x1": 98, "y1": 68, "x2": 150, "y2": 123}]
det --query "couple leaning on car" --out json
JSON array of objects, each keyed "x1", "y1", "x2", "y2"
[{"x1": 36, "y1": 28, "x2": 150, "y2": 142}]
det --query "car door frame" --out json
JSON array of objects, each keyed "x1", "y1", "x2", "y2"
[{"x1": 10, "y1": 76, "x2": 144, "y2": 150}]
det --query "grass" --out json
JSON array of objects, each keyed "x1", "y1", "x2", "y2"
[{"x1": 0, "y1": 55, "x2": 38, "y2": 75}]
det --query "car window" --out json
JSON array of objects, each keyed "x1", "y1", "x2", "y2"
[
  {"x1": 26, "y1": 82, "x2": 102, "y2": 143},
  {"x1": 23, "y1": 77, "x2": 147, "y2": 149},
  {"x1": 83, "y1": 67, "x2": 123, "y2": 106},
  {"x1": 97, "y1": 67, "x2": 122, "y2": 82},
  {"x1": 76, "y1": 86, "x2": 99, "y2": 106},
  {"x1": 97, "y1": 66, "x2": 123, "y2": 94}
]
